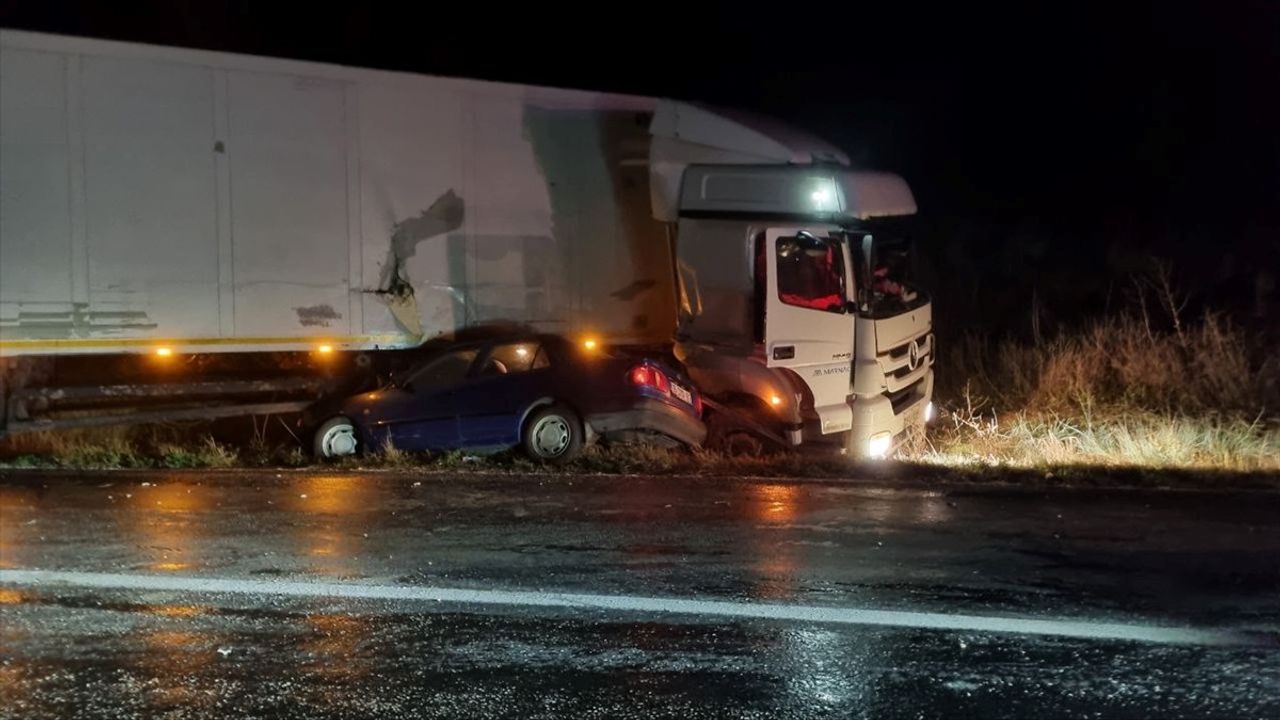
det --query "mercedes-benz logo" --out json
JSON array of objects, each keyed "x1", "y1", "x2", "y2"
[{"x1": 907, "y1": 339, "x2": 921, "y2": 371}]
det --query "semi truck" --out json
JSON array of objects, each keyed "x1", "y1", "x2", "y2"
[{"x1": 0, "y1": 30, "x2": 934, "y2": 457}]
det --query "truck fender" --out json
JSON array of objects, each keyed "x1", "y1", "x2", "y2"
[{"x1": 700, "y1": 395, "x2": 790, "y2": 450}]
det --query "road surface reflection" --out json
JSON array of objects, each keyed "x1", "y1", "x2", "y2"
[
  {"x1": 748, "y1": 483, "x2": 802, "y2": 599},
  {"x1": 287, "y1": 475, "x2": 377, "y2": 577},
  {"x1": 138, "y1": 627, "x2": 216, "y2": 710},
  {"x1": 0, "y1": 485, "x2": 38, "y2": 569},
  {"x1": 127, "y1": 479, "x2": 212, "y2": 572}
]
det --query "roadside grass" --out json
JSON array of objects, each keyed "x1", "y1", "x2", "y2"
[
  {"x1": 914, "y1": 409, "x2": 1279, "y2": 472},
  {"x1": 1, "y1": 425, "x2": 1276, "y2": 488},
  {"x1": 2, "y1": 279, "x2": 1275, "y2": 479},
  {"x1": 0, "y1": 427, "x2": 150, "y2": 469},
  {"x1": 157, "y1": 436, "x2": 240, "y2": 469},
  {"x1": 0, "y1": 427, "x2": 246, "y2": 470},
  {"x1": 3, "y1": 410, "x2": 1276, "y2": 478}
]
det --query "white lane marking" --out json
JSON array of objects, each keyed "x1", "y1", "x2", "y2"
[{"x1": 0, "y1": 568, "x2": 1246, "y2": 646}]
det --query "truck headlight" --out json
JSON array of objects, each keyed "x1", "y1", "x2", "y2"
[{"x1": 867, "y1": 432, "x2": 892, "y2": 459}]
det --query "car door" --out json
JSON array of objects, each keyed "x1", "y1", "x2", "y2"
[
  {"x1": 377, "y1": 347, "x2": 479, "y2": 451},
  {"x1": 452, "y1": 341, "x2": 555, "y2": 448}
]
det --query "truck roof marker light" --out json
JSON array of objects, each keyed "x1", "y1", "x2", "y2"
[{"x1": 811, "y1": 181, "x2": 838, "y2": 211}]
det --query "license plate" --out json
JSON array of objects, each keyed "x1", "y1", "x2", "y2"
[{"x1": 670, "y1": 383, "x2": 693, "y2": 405}]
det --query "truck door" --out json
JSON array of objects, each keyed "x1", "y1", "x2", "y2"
[{"x1": 763, "y1": 228, "x2": 856, "y2": 434}]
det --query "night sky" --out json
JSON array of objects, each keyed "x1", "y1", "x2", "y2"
[{"x1": 3, "y1": 1, "x2": 1277, "y2": 323}]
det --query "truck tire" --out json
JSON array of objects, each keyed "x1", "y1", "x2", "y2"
[
  {"x1": 706, "y1": 411, "x2": 777, "y2": 458},
  {"x1": 314, "y1": 416, "x2": 360, "y2": 459},
  {"x1": 522, "y1": 404, "x2": 583, "y2": 463}
]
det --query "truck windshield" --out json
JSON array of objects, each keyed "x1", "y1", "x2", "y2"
[{"x1": 844, "y1": 229, "x2": 923, "y2": 317}]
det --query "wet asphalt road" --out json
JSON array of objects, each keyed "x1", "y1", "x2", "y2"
[{"x1": 0, "y1": 470, "x2": 1278, "y2": 719}]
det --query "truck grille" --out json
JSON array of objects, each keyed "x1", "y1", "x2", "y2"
[
  {"x1": 887, "y1": 375, "x2": 927, "y2": 415},
  {"x1": 880, "y1": 332, "x2": 933, "y2": 391}
]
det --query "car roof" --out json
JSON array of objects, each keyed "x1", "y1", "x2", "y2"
[{"x1": 422, "y1": 332, "x2": 568, "y2": 354}]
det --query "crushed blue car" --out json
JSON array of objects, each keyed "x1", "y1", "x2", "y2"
[{"x1": 311, "y1": 334, "x2": 706, "y2": 463}]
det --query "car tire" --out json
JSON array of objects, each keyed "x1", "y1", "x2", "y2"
[
  {"x1": 314, "y1": 416, "x2": 361, "y2": 460},
  {"x1": 522, "y1": 404, "x2": 584, "y2": 463}
]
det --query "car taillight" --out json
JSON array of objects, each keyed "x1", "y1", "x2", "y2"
[
  {"x1": 693, "y1": 394, "x2": 704, "y2": 416},
  {"x1": 629, "y1": 364, "x2": 670, "y2": 395}
]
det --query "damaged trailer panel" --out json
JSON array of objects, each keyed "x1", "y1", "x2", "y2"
[{"x1": 0, "y1": 30, "x2": 674, "y2": 358}]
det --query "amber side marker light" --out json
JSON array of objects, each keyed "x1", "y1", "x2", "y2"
[
  {"x1": 582, "y1": 338, "x2": 599, "y2": 351},
  {"x1": 154, "y1": 347, "x2": 173, "y2": 358},
  {"x1": 316, "y1": 344, "x2": 334, "y2": 355}
]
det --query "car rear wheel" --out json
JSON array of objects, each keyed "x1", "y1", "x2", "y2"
[
  {"x1": 522, "y1": 404, "x2": 583, "y2": 463},
  {"x1": 314, "y1": 416, "x2": 360, "y2": 460}
]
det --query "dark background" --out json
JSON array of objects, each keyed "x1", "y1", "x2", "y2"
[{"x1": 4, "y1": 0, "x2": 1278, "y2": 335}]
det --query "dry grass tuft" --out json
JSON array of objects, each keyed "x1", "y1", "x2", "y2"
[{"x1": 920, "y1": 285, "x2": 1278, "y2": 472}]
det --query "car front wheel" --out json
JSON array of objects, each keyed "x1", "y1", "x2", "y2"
[
  {"x1": 314, "y1": 416, "x2": 360, "y2": 460},
  {"x1": 522, "y1": 404, "x2": 584, "y2": 463}
]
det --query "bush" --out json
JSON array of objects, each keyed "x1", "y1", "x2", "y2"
[
  {"x1": 944, "y1": 314, "x2": 1273, "y2": 415},
  {"x1": 925, "y1": 275, "x2": 1279, "y2": 471}
]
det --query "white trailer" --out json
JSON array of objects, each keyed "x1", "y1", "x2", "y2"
[{"x1": 0, "y1": 30, "x2": 933, "y2": 456}]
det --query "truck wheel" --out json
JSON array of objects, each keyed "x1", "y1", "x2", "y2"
[
  {"x1": 314, "y1": 416, "x2": 360, "y2": 459},
  {"x1": 522, "y1": 404, "x2": 583, "y2": 463},
  {"x1": 706, "y1": 412, "x2": 769, "y2": 458}
]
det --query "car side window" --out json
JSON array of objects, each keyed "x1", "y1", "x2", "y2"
[
  {"x1": 407, "y1": 349, "x2": 479, "y2": 391},
  {"x1": 478, "y1": 342, "x2": 548, "y2": 377},
  {"x1": 531, "y1": 345, "x2": 550, "y2": 369}
]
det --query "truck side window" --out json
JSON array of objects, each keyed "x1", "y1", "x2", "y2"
[{"x1": 776, "y1": 235, "x2": 846, "y2": 313}]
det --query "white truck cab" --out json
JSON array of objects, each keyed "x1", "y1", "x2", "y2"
[{"x1": 649, "y1": 104, "x2": 934, "y2": 457}]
